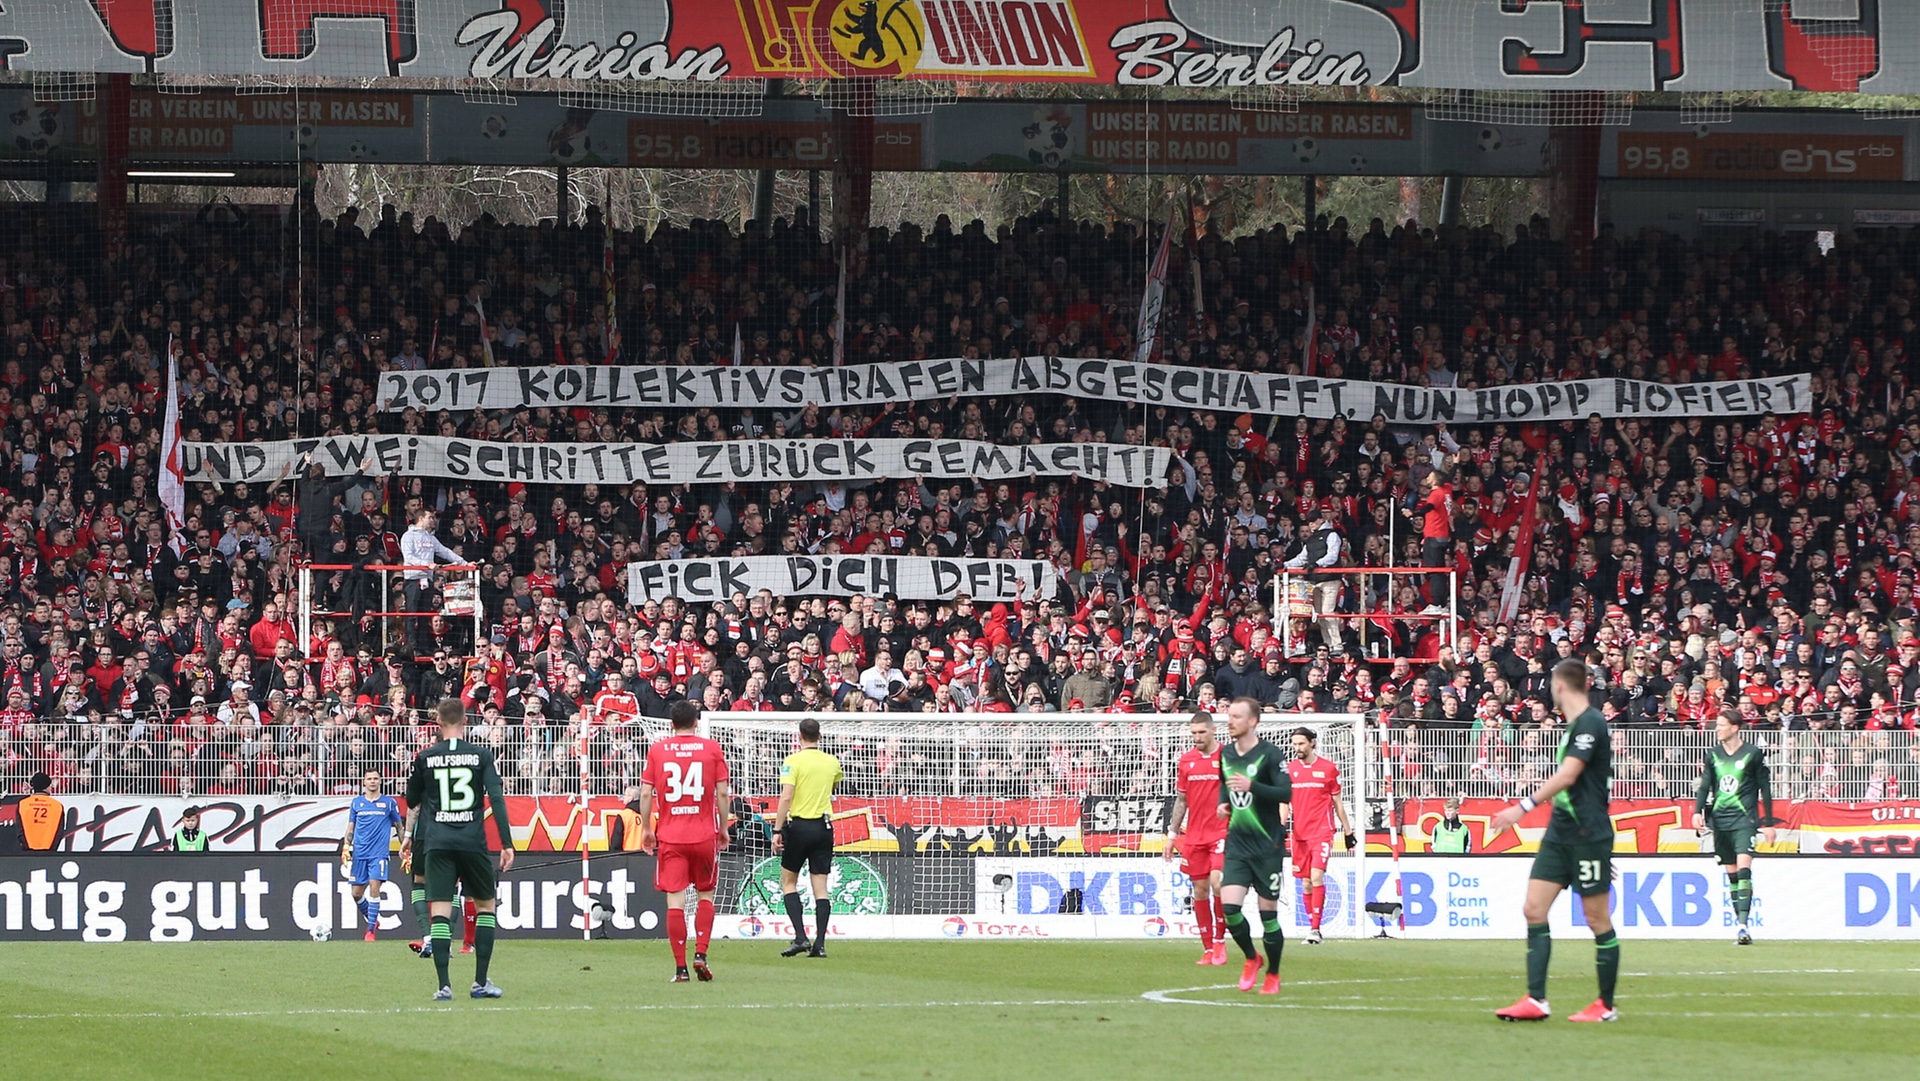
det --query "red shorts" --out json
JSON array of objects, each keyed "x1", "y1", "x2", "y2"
[
  {"x1": 1180, "y1": 835, "x2": 1224, "y2": 881},
  {"x1": 655, "y1": 838, "x2": 718, "y2": 893},
  {"x1": 1290, "y1": 835, "x2": 1333, "y2": 878}
]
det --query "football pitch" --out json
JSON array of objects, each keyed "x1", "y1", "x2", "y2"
[{"x1": 3, "y1": 938, "x2": 1914, "y2": 1080}]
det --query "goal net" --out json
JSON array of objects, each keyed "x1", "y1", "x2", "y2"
[{"x1": 691, "y1": 711, "x2": 1373, "y2": 941}]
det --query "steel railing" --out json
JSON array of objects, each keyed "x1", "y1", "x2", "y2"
[{"x1": 9, "y1": 715, "x2": 1916, "y2": 805}]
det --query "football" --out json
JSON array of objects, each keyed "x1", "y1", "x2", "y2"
[
  {"x1": 308, "y1": 923, "x2": 331, "y2": 943},
  {"x1": 1348, "y1": 153, "x2": 1369, "y2": 170},
  {"x1": 289, "y1": 122, "x2": 318, "y2": 150},
  {"x1": 1292, "y1": 137, "x2": 1320, "y2": 163},
  {"x1": 347, "y1": 141, "x2": 371, "y2": 160},
  {"x1": 552, "y1": 133, "x2": 594, "y2": 165},
  {"x1": 1476, "y1": 126, "x2": 1503, "y2": 151},
  {"x1": 482, "y1": 113, "x2": 509, "y2": 140},
  {"x1": 8, "y1": 104, "x2": 61, "y2": 156}
]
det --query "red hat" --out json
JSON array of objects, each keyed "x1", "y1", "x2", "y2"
[
  {"x1": 356, "y1": 694, "x2": 374, "y2": 705},
  {"x1": 1067, "y1": 697, "x2": 1085, "y2": 710}
]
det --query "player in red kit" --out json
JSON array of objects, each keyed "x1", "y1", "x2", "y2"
[
  {"x1": 1167, "y1": 711, "x2": 1229, "y2": 965},
  {"x1": 638, "y1": 700, "x2": 731, "y2": 984},
  {"x1": 1287, "y1": 727, "x2": 1355, "y2": 944}
]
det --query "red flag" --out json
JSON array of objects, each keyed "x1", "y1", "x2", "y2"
[
  {"x1": 1301, "y1": 280, "x2": 1318, "y2": 378},
  {"x1": 602, "y1": 230, "x2": 620, "y2": 363},
  {"x1": 1498, "y1": 455, "x2": 1546, "y2": 624}
]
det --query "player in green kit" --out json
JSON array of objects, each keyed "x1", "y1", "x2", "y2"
[
  {"x1": 1693, "y1": 708, "x2": 1775, "y2": 945},
  {"x1": 1491, "y1": 660, "x2": 1619, "y2": 1023},
  {"x1": 403, "y1": 699, "x2": 516, "y2": 1002},
  {"x1": 1215, "y1": 697, "x2": 1292, "y2": 996}
]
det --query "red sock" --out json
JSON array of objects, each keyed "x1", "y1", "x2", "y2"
[
  {"x1": 463, "y1": 899, "x2": 477, "y2": 946},
  {"x1": 667, "y1": 907, "x2": 688, "y2": 967},
  {"x1": 1193, "y1": 895, "x2": 1215, "y2": 948},
  {"x1": 1309, "y1": 885, "x2": 1326, "y2": 930},
  {"x1": 1213, "y1": 898, "x2": 1228, "y2": 944},
  {"x1": 694, "y1": 899, "x2": 715, "y2": 954}
]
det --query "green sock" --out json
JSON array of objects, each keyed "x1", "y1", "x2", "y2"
[
  {"x1": 474, "y1": 913, "x2": 497, "y2": 985},
  {"x1": 430, "y1": 915, "x2": 452, "y2": 990},
  {"x1": 412, "y1": 887, "x2": 430, "y2": 936},
  {"x1": 1526, "y1": 923, "x2": 1552, "y2": 1002},
  {"x1": 1224, "y1": 910, "x2": 1257, "y2": 960},
  {"x1": 1594, "y1": 930, "x2": 1620, "y2": 1008},
  {"x1": 1261, "y1": 915, "x2": 1285, "y2": 975},
  {"x1": 1732, "y1": 869, "x2": 1752, "y2": 923}
]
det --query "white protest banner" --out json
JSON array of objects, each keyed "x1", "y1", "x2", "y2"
[
  {"x1": 379, "y1": 358, "x2": 1811, "y2": 424},
  {"x1": 182, "y1": 435, "x2": 1170, "y2": 487},
  {"x1": 627, "y1": 556, "x2": 1056, "y2": 603}
]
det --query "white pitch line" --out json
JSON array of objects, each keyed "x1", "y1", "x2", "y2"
[
  {"x1": 0, "y1": 997, "x2": 1130, "y2": 1023},
  {"x1": 1139, "y1": 986, "x2": 1919, "y2": 1020}
]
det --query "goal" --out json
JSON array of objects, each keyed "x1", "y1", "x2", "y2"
[{"x1": 691, "y1": 711, "x2": 1376, "y2": 941}]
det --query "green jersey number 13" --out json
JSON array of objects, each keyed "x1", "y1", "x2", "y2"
[{"x1": 435, "y1": 766, "x2": 476, "y2": 812}]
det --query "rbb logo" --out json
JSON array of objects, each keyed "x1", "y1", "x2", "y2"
[
  {"x1": 1844, "y1": 873, "x2": 1920, "y2": 927},
  {"x1": 1014, "y1": 870, "x2": 1162, "y2": 915},
  {"x1": 1570, "y1": 872, "x2": 1715, "y2": 928}
]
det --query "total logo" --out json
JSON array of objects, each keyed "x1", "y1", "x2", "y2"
[
  {"x1": 1142, "y1": 917, "x2": 1169, "y2": 938},
  {"x1": 940, "y1": 920, "x2": 1052, "y2": 937},
  {"x1": 736, "y1": 917, "x2": 765, "y2": 939}
]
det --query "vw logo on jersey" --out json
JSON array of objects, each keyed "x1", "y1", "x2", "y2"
[
  {"x1": 1228, "y1": 789, "x2": 1254, "y2": 810},
  {"x1": 1142, "y1": 917, "x2": 1169, "y2": 938},
  {"x1": 941, "y1": 916, "x2": 970, "y2": 938},
  {"x1": 736, "y1": 917, "x2": 765, "y2": 939}
]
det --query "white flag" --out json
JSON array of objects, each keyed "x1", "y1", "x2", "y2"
[
  {"x1": 159, "y1": 336, "x2": 187, "y2": 555},
  {"x1": 473, "y1": 295, "x2": 495, "y2": 367},
  {"x1": 1134, "y1": 204, "x2": 1178, "y2": 364},
  {"x1": 733, "y1": 322, "x2": 743, "y2": 367}
]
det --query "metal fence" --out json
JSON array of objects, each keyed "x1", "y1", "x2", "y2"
[
  {"x1": 9, "y1": 710, "x2": 1917, "y2": 805},
  {"x1": 1378, "y1": 726, "x2": 1918, "y2": 804}
]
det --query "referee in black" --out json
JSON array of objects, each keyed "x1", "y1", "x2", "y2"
[{"x1": 774, "y1": 716, "x2": 843, "y2": 958}]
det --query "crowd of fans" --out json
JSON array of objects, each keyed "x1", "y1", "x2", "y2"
[{"x1": 0, "y1": 196, "x2": 1917, "y2": 801}]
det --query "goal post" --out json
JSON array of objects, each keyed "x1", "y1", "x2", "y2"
[{"x1": 693, "y1": 710, "x2": 1373, "y2": 940}]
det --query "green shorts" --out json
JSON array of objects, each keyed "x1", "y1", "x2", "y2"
[
  {"x1": 1222, "y1": 846, "x2": 1289, "y2": 901},
  {"x1": 1531, "y1": 839, "x2": 1614, "y2": 898},
  {"x1": 424, "y1": 849, "x2": 497, "y2": 903},
  {"x1": 1710, "y1": 820, "x2": 1759, "y2": 865}
]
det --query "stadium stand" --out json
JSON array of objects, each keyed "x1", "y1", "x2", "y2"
[{"x1": 0, "y1": 199, "x2": 1915, "y2": 810}]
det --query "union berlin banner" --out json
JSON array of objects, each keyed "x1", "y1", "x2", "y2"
[
  {"x1": 12, "y1": 1, "x2": 1919, "y2": 93},
  {"x1": 628, "y1": 555, "x2": 1056, "y2": 603},
  {"x1": 181, "y1": 434, "x2": 1169, "y2": 486},
  {"x1": 380, "y1": 360, "x2": 1810, "y2": 424}
]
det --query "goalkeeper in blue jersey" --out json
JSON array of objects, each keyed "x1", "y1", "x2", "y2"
[{"x1": 341, "y1": 769, "x2": 404, "y2": 942}]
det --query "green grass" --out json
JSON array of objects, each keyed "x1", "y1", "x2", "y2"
[{"x1": 3, "y1": 937, "x2": 1916, "y2": 1080}]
